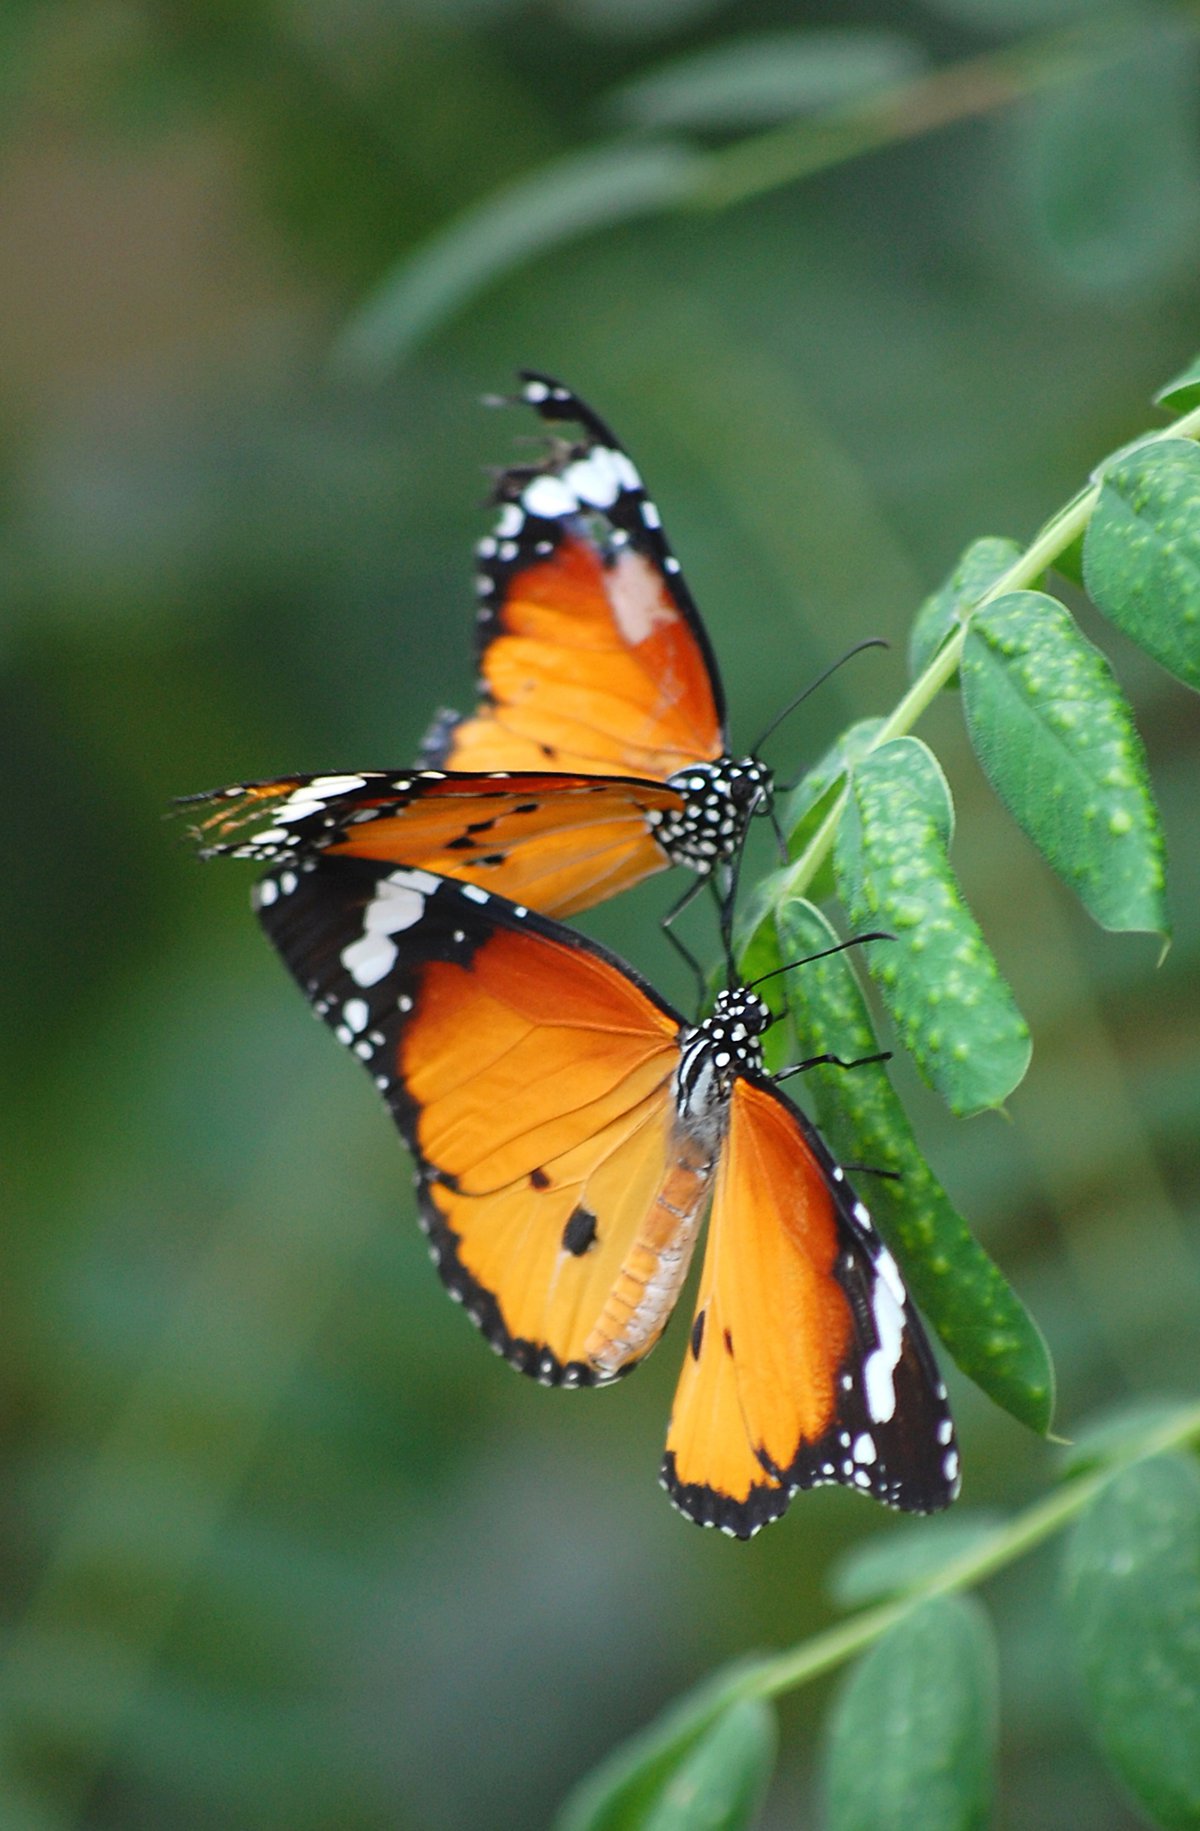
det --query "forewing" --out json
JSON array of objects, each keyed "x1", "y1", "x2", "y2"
[
  {"x1": 255, "y1": 857, "x2": 688, "y2": 1382},
  {"x1": 183, "y1": 769, "x2": 685, "y2": 918},
  {"x1": 426, "y1": 373, "x2": 726, "y2": 779},
  {"x1": 663, "y1": 1077, "x2": 959, "y2": 1537}
]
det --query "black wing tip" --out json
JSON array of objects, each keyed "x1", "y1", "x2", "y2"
[
  {"x1": 661, "y1": 1414, "x2": 961, "y2": 1537},
  {"x1": 660, "y1": 1454, "x2": 789, "y2": 1540},
  {"x1": 512, "y1": 370, "x2": 623, "y2": 449}
]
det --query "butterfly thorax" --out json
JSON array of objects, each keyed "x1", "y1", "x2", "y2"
[
  {"x1": 674, "y1": 987, "x2": 770, "y2": 1151},
  {"x1": 653, "y1": 756, "x2": 773, "y2": 874}
]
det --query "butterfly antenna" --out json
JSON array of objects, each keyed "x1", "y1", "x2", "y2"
[
  {"x1": 751, "y1": 638, "x2": 888, "y2": 755},
  {"x1": 746, "y1": 930, "x2": 894, "y2": 993}
]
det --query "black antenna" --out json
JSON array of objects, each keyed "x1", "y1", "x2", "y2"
[
  {"x1": 745, "y1": 930, "x2": 894, "y2": 993},
  {"x1": 751, "y1": 638, "x2": 888, "y2": 755}
]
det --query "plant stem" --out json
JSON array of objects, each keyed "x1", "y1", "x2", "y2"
[
  {"x1": 776, "y1": 401, "x2": 1200, "y2": 911},
  {"x1": 712, "y1": 1401, "x2": 1200, "y2": 1710},
  {"x1": 692, "y1": 23, "x2": 1127, "y2": 215}
]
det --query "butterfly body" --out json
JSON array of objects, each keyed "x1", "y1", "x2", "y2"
[{"x1": 253, "y1": 855, "x2": 960, "y2": 1536}]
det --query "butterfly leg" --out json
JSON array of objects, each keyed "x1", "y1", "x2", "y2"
[{"x1": 660, "y1": 875, "x2": 712, "y2": 1007}]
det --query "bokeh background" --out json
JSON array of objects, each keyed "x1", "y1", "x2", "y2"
[{"x1": 5, "y1": 1, "x2": 1200, "y2": 1825}]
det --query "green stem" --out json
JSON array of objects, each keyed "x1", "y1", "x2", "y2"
[
  {"x1": 778, "y1": 401, "x2": 1200, "y2": 908},
  {"x1": 712, "y1": 1400, "x2": 1200, "y2": 1709}
]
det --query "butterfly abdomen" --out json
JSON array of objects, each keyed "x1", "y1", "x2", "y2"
[{"x1": 583, "y1": 1127, "x2": 716, "y2": 1379}]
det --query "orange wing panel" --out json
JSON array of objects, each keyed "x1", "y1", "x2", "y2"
[
  {"x1": 442, "y1": 536, "x2": 725, "y2": 779},
  {"x1": 187, "y1": 773, "x2": 684, "y2": 919},
  {"x1": 400, "y1": 925, "x2": 691, "y2": 1378},
  {"x1": 663, "y1": 1078, "x2": 853, "y2": 1531},
  {"x1": 329, "y1": 778, "x2": 679, "y2": 917}
]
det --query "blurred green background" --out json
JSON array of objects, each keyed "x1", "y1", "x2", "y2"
[{"x1": 5, "y1": 1, "x2": 1200, "y2": 1825}]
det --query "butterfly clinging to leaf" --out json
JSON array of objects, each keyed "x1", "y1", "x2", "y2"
[{"x1": 251, "y1": 853, "x2": 959, "y2": 1538}]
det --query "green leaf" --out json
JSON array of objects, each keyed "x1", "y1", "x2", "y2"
[
  {"x1": 1083, "y1": 437, "x2": 1200, "y2": 692},
  {"x1": 1060, "y1": 1399, "x2": 1196, "y2": 1479},
  {"x1": 961, "y1": 590, "x2": 1168, "y2": 938},
  {"x1": 1018, "y1": 31, "x2": 1200, "y2": 296},
  {"x1": 823, "y1": 1596, "x2": 997, "y2": 1831},
  {"x1": 782, "y1": 718, "x2": 882, "y2": 902},
  {"x1": 334, "y1": 142, "x2": 704, "y2": 374},
  {"x1": 1155, "y1": 353, "x2": 1200, "y2": 415},
  {"x1": 556, "y1": 1662, "x2": 771, "y2": 1831},
  {"x1": 908, "y1": 537, "x2": 1022, "y2": 682},
  {"x1": 640, "y1": 1700, "x2": 775, "y2": 1831},
  {"x1": 829, "y1": 1513, "x2": 1006, "y2": 1608},
  {"x1": 775, "y1": 897, "x2": 1053, "y2": 1432},
  {"x1": 608, "y1": 30, "x2": 923, "y2": 132},
  {"x1": 1062, "y1": 1453, "x2": 1200, "y2": 1830},
  {"x1": 833, "y1": 738, "x2": 1032, "y2": 1116}
]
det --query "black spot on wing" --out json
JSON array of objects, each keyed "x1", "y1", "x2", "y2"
[
  {"x1": 690, "y1": 1309, "x2": 706, "y2": 1361},
  {"x1": 561, "y1": 1205, "x2": 597, "y2": 1256},
  {"x1": 530, "y1": 1167, "x2": 551, "y2": 1190}
]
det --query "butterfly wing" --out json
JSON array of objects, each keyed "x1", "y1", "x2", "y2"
[
  {"x1": 255, "y1": 857, "x2": 715, "y2": 1383},
  {"x1": 425, "y1": 373, "x2": 727, "y2": 779},
  {"x1": 184, "y1": 769, "x2": 689, "y2": 918},
  {"x1": 663, "y1": 1075, "x2": 959, "y2": 1538}
]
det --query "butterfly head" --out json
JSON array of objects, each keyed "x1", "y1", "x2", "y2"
[{"x1": 658, "y1": 756, "x2": 773, "y2": 875}]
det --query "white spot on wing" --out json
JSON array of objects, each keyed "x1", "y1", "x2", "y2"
[
  {"x1": 340, "y1": 871, "x2": 435, "y2": 988},
  {"x1": 874, "y1": 1245, "x2": 907, "y2": 1308},
  {"x1": 563, "y1": 449, "x2": 623, "y2": 509},
  {"x1": 309, "y1": 774, "x2": 367, "y2": 796},
  {"x1": 522, "y1": 475, "x2": 575, "y2": 520},
  {"x1": 862, "y1": 1275, "x2": 906, "y2": 1425}
]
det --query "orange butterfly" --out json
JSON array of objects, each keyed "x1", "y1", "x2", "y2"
[
  {"x1": 254, "y1": 854, "x2": 960, "y2": 1537},
  {"x1": 184, "y1": 374, "x2": 771, "y2": 921}
]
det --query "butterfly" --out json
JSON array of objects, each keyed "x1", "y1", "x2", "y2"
[
  {"x1": 183, "y1": 373, "x2": 771, "y2": 923},
  {"x1": 253, "y1": 853, "x2": 960, "y2": 1537}
]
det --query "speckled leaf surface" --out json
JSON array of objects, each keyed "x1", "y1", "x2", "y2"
[
  {"x1": 1084, "y1": 437, "x2": 1200, "y2": 692},
  {"x1": 1063, "y1": 1454, "x2": 1200, "y2": 1830},
  {"x1": 823, "y1": 1596, "x2": 997, "y2": 1831},
  {"x1": 777, "y1": 897, "x2": 1052, "y2": 1432},
  {"x1": 962, "y1": 591, "x2": 1167, "y2": 937},
  {"x1": 834, "y1": 738, "x2": 1031, "y2": 1116},
  {"x1": 907, "y1": 536, "x2": 1023, "y2": 682}
]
